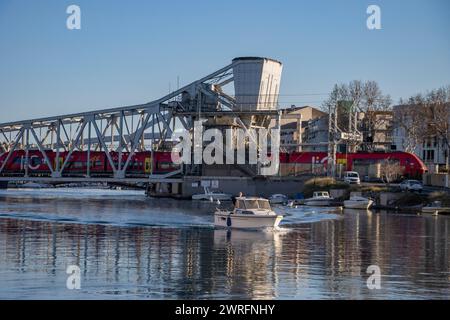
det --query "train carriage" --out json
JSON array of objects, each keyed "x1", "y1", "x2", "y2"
[
  {"x1": 286, "y1": 151, "x2": 427, "y2": 179},
  {"x1": 0, "y1": 149, "x2": 425, "y2": 179},
  {"x1": 0, "y1": 150, "x2": 56, "y2": 176}
]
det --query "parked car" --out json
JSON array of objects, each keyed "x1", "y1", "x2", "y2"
[
  {"x1": 400, "y1": 179, "x2": 423, "y2": 192},
  {"x1": 269, "y1": 194, "x2": 289, "y2": 205},
  {"x1": 343, "y1": 171, "x2": 361, "y2": 184}
]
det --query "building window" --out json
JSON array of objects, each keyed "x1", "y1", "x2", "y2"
[{"x1": 425, "y1": 150, "x2": 435, "y2": 161}]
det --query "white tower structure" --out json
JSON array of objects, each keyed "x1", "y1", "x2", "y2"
[{"x1": 232, "y1": 57, "x2": 283, "y2": 111}]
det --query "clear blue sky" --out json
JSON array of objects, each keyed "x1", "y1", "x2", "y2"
[{"x1": 0, "y1": 0, "x2": 449, "y2": 122}]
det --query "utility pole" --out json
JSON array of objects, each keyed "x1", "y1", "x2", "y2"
[
  {"x1": 328, "y1": 100, "x2": 362, "y2": 177},
  {"x1": 327, "y1": 103, "x2": 338, "y2": 177}
]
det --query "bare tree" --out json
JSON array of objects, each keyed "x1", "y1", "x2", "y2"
[
  {"x1": 394, "y1": 102, "x2": 427, "y2": 154},
  {"x1": 381, "y1": 159, "x2": 403, "y2": 185},
  {"x1": 395, "y1": 93, "x2": 428, "y2": 153},
  {"x1": 322, "y1": 83, "x2": 349, "y2": 113},
  {"x1": 426, "y1": 86, "x2": 450, "y2": 170},
  {"x1": 322, "y1": 80, "x2": 392, "y2": 151},
  {"x1": 399, "y1": 86, "x2": 450, "y2": 170}
]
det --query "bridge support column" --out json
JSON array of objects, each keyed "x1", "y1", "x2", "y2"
[
  {"x1": 114, "y1": 170, "x2": 125, "y2": 179},
  {"x1": 51, "y1": 172, "x2": 62, "y2": 178}
]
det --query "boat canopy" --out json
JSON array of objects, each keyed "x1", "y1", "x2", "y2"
[{"x1": 313, "y1": 191, "x2": 330, "y2": 197}]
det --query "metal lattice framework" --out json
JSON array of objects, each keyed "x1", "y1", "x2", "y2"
[
  {"x1": 327, "y1": 101, "x2": 362, "y2": 177},
  {"x1": 0, "y1": 59, "x2": 280, "y2": 183}
]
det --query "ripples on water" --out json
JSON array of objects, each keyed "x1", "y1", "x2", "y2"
[{"x1": 0, "y1": 188, "x2": 449, "y2": 299}]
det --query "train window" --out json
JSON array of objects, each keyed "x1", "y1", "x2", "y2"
[
  {"x1": 353, "y1": 159, "x2": 376, "y2": 165},
  {"x1": 128, "y1": 162, "x2": 140, "y2": 169},
  {"x1": 160, "y1": 162, "x2": 170, "y2": 169},
  {"x1": 72, "y1": 162, "x2": 84, "y2": 168},
  {"x1": 13, "y1": 157, "x2": 22, "y2": 164},
  {"x1": 91, "y1": 161, "x2": 102, "y2": 167},
  {"x1": 30, "y1": 157, "x2": 42, "y2": 167}
]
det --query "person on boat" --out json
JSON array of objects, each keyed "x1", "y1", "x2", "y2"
[{"x1": 233, "y1": 192, "x2": 243, "y2": 206}]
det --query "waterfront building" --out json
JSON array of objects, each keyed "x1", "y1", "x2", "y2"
[
  {"x1": 393, "y1": 103, "x2": 450, "y2": 171},
  {"x1": 272, "y1": 106, "x2": 327, "y2": 152}
]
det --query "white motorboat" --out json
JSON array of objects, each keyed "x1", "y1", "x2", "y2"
[
  {"x1": 269, "y1": 194, "x2": 288, "y2": 204},
  {"x1": 344, "y1": 196, "x2": 373, "y2": 209},
  {"x1": 304, "y1": 191, "x2": 334, "y2": 207},
  {"x1": 214, "y1": 196, "x2": 283, "y2": 229},
  {"x1": 192, "y1": 187, "x2": 232, "y2": 201}
]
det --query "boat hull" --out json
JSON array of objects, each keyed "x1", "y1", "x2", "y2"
[
  {"x1": 192, "y1": 194, "x2": 232, "y2": 201},
  {"x1": 422, "y1": 207, "x2": 450, "y2": 214},
  {"x1": 214, "y1": 213, "x2": 283, "y2": 229},
  {"x1": 269, "y1": 199, "x2": 287, "y2": 204},
  {"x1": 304, "y1": 200, "x2": 332, "y2": 207}
]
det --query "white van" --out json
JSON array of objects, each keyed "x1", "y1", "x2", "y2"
[{"x1": 344, "y1": 171, "x2": 361, "y2": 184}]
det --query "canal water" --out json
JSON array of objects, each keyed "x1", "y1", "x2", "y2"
[{"x1": 0, "y1": 188, "x2": 449, "y2": 299}]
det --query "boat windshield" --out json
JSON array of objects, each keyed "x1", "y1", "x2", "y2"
[
  {"x1": 258, "y1": 200, "x2": 271, "y2": 210},
  {"x1": 315, "y1": 192, "x2": 329, "y2": 197},
  {"x1": 236, "y1": 199, "x2": 271, "y2": 210}
]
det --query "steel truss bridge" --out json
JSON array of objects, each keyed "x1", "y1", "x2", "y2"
[{"x1": 0, "y1": 58, "x2": 281, "y2": 185}]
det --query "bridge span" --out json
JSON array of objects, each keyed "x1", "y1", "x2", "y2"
[{"x1": 0, "y1": 57, "x2": 283, "y2": 193}]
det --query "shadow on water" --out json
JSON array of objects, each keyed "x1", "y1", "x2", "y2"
[{"x1": 0, "y1": 189, "x2": 449, "y2": 299}]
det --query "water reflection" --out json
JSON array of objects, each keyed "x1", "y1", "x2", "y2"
[{"x1": 0, "y1": 191, "x2": 449, "y2": 299}]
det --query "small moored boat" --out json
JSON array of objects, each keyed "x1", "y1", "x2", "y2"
[
  {"x1": 214, "y1": 196, "x2": 283, "y2": 229},
  {"x1": 192, "y1": 187, "x2": 232, "y2": 201},
  {"x1": 421, "y1": 201, "x2": 450, "y2": 215},
  {"x1": 344, "y1": 196, "x2": 374, "y2": 209},
  {"x1": 269, "y1": 194, "x2": 288, "y2": 205},
  {"x1": 304, "y1": 191, "x2": 334, "y2": 207}
]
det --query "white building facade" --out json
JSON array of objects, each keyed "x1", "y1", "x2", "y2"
[{"x1": 392, "y1": 104, "x2": 449, "y2": 172}]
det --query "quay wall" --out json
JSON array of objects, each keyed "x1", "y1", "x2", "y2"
[{"x1": 181, "y1": 176, "x2": 308, "y2": 198}]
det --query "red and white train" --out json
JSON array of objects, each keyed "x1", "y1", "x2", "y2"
[
  {"x1": 0, "y1": 150, "x2": 178, "y2": 176},
  {"x1": 279, "y1": 151, "x2": 427, "y2": 179},
  {"x1": 0, "y1": 150, "x2": 427, "y2": 178}
]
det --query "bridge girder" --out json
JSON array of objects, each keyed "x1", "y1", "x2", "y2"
[{"x1": 0, "y1": 59, "x2": 280, "y2": 182}]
